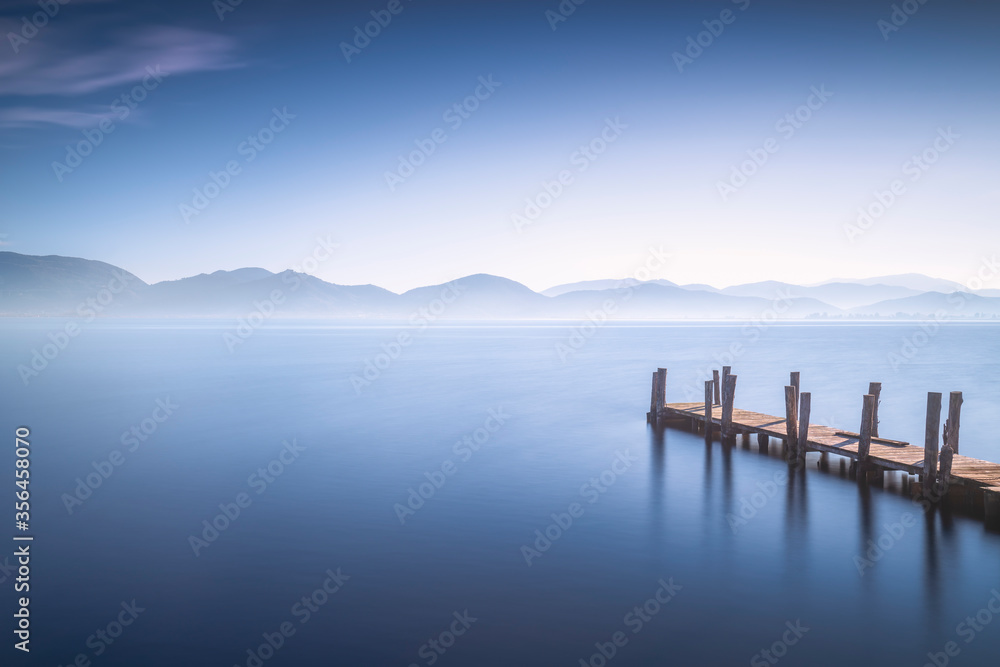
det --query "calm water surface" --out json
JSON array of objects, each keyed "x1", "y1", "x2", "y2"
[{"x1": 2, "y1": 321, "x2": 1000, "y2": 666}]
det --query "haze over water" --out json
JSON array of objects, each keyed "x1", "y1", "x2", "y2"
[{"x1": 3, "y1": 321, "x2": 1000, "y2": 666}]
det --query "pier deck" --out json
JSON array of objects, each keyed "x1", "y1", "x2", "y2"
[{"x1": 658, "y1": 402, "x2": 1000, "y2": 489}]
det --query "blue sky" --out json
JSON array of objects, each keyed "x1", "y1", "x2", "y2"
[{"x1": 1, "y1": 0, "x2": 998, "y2": 292}]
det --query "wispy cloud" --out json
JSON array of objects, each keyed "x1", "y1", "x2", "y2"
[
  {"x1": 0, "y1": 26, "x2": 241, "y2": 96},
  {"x1": 0, "y1": 106, "x2": 123, "y2": 128}
]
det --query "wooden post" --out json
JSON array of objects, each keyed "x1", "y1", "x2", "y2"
[
  {"x1": 924, "y1": 392, "x2": 941, "y2": 483},
  {"x1": 757, "y1": 433, "x2": 769, "y2": 454},
  {"x1": 648, "y1": 372, "x2": 658, "y2": 424},
  {"x1": 790, "y1": 372, "x2": 801, "y2": 406},
  {"x1": 712, "y1": 370, "x2": 721, "y2": 405},
  {"x1": 704, "y1": 380, "x2": 713, "y2": 443},
  {"x1": 722, "y1": 374, "x2": 737, "y2": 439},
  {"x1": 656, "y1": 368, "x2": 667, "y2": 410},
  {"x1": 784, "y1": 386, "x2": 798, "y2": 459},
  {"x1": 797, "y1": 392, "x2": 811, "y2": 463},
  {"x1": 938, "y1": 442, "x2": 954, "y2": 489},
  {"x1": 868, "y1": 382, "x2": 882, "y2": 437},
  {"x1": 945, "y1": 391, "x2": 963, "y2": 455},
  {"x1": 857, "y1": 394, "x2": 877, "y2": 463}
]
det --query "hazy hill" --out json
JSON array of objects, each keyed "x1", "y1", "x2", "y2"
[
  {"x1": 2, "y1": 252, "x2": 999, "y2": 320},
  {"x1": 820, "y1": 273, "x2": 966, "y2": 294},
  {"x1": 550, "y1": 283, "x2": 842, "y2": 319},
  {"x1": 133, "y1": 270, "x2": 399, "y2": 317},
  {"x1": 542, "y1": 278, "x2": 677, "y2": 297},
  {"x1": 0, "y1": 251, "x2": 147, "y2": 315},
  {"x1": 720, "y1": 280, "x2": 921, "y2": 309},
  {"x1": 850, "y1": 292, "x2": 1000, "y2": 318},
  {"x1": 400, "y1": 274, "x2": 550, "y2": 319}
]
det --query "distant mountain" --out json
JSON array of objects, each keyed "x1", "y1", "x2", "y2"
[
  {"x1": 850, "y1": 292, "x2": 1000, "y2": 318},
  {"x1": 679, "y1": 283, "x2": 719, "y2": 293},
  {"x1": 542, "y1": 278, "x2": 677, "y2": 297},
  {"x1": 151, "y1": 268, "x2": 275, "y2": 292},
  {"x1": 402, "y1": 274, "x2": 550, "y2": 319},
  {"x1": 720, "y1": 280, "x2": 922, "y2": 310},
  {"x1": 719, "y1": 281, "x2": 799, "y2": 299},
  {"x1": 2, "y1": 252, "x2": 998, "y2": 320},
  {"x1": 818, "y1": 273, "x2": 966, "y2": 294},
  {"x1": 132, "y1": 270, "x2": 399, "y2": 317},
  {"x1": 0, "y1": 251, "x2": 147, "y2": 315},
  {"x1": 550, "y1": 283, "x2": 841, "y2": 319}
]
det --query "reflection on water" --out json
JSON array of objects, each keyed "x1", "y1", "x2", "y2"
[{"x1": 1, "y1": 321, "x2": 999, "y2": 666}]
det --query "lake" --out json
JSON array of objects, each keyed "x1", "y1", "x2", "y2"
[{"x1": 3, "y1": 321, "x2": 1000, "y2": 666}]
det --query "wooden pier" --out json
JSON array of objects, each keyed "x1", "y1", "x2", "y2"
[{"x1": 646, "y1": 367, "x2": 1000, "y2": 527}]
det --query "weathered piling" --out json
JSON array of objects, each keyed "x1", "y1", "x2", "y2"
[
  {"x1": 790, "y1": 372, "x2": 801, "y2": 407},
  {"x1": 648, "y1": 375, "x2": 659, "y2": 425},
  {"x1": 869, "y1": 382, "x2": 882, "y2": 437},
  {"x1": 704, "y1": 380, "x2": 713, "y2": 443},
  {"x1": 797, "y1": 392, "x2": 811, "y2": 463},
  {"x1": 647, "y1": 366, "x2": 1000, "y2": 527},
  {"x1": 939, "y1": 442, "x2": 954, "y2": 490},
  {"x1": 946, "y1": 391, "x2": 963, "y2": 455},
  {"x1": 784, "y1": 386, "x2": 798, "y2": 457},
  {"x1": 857, "y1": 394, "x2": 877, "y2": 464},
  {"x1": 647, "y1": 368, "x2": 667, "y2": 426},
  {"x1": 722, "y1": 374, "x2": 737, "y2": 440},
  {"x1": 924, "y1": 392, "x2": 942, "y2": 482}
]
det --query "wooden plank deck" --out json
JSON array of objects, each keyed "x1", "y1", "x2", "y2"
[{"x1": 659, "y1": 402, "x2": 1000, "y2": 489}]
